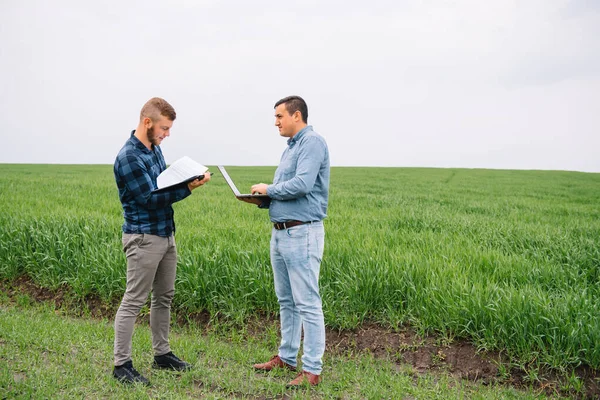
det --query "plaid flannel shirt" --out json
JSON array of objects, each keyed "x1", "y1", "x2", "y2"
[{"x1": 114, "y1": 131, "x2": 191, "y2": 237}]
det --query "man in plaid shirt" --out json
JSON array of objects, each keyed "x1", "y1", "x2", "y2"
[{"x1": 112, "y1": 97, "x2": 210, "y2": 385}]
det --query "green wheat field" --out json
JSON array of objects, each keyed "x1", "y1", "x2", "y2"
[{"x1": 1, "y1": 163, "x2": 599, "y2": 375}]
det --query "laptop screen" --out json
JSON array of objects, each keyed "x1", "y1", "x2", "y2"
[{"x1": 217, "y1": 166, "x2": 269, "y2": 198}]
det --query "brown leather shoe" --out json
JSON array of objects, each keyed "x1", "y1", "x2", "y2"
[
  {"x1": 253, "y1": 355, "x2": 296, "y2": 371},
  {"x1": 286, "y1": 370, "x2": 321, "y2": 387}
]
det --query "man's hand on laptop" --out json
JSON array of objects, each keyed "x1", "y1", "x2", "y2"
[
  {"x1": 237, "y1": 183, "x2": 268, "y2": 205},
  {"x1": 251, "y1": 183, "x2": 268, "y2": 195}
]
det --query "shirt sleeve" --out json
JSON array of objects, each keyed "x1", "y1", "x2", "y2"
[
  {"x1": 266, "y1": 136, "x2": 326, "y2": 200},
  {"x1": 118, "y1": 154, "x2": 191, "y2": 209}
]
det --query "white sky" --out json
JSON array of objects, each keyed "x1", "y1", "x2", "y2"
[{"x1": 1, "y1": 0, "x2": 599, "y2": 172}]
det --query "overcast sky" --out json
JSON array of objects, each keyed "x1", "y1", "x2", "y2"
[{"x1": 1, "y1": 0, "x2": 599, "y2": 172}]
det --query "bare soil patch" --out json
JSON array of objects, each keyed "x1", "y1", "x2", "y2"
[{"x1": 1, "y1": 276, "x2": 598, "y2": 399}]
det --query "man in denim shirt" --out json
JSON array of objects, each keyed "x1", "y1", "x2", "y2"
[
  {"x1": 246, "y1": 96, "x2": 330, "y2": 387},
  {"x1": 112, "y1": 97, "x2": 211, "y2": 385}
]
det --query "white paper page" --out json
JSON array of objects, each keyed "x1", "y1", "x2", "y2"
[{"x1": 156, "y1": 156, "x2": 208, "y2": 189}]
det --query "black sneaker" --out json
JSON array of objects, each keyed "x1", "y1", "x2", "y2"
[
  {"x1": 153, "y1": 351, "x2": 192, "y2": 371},
  {"x1": 113, "y1": 360, "x2": 150, "y2": 386}
]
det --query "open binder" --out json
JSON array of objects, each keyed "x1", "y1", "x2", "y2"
[{"x1": 153, "y1": 156, "x2": 208, "y2": 193}]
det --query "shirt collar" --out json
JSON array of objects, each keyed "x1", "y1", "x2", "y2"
[
  {"x1": 130, "y1": 130, "x2": 154, "y2": 153},
  {"x1": 287, "y1": 125, "x2": 312, "y2": 147}
]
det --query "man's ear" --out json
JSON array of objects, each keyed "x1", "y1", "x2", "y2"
[
  {"x1": 143, "y1": 117, "x2": 153, "y2": 129},
  {"x1": 293, "y1": 110, "x2": 302, "y2": 122}
]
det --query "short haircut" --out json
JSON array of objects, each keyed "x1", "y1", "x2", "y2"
[
  {"x1": 140, "y1": 97, "x2": 176, "y2": 122},
  {"x1": 275, "y1": 95, "x2": 308, "y2": 123}
]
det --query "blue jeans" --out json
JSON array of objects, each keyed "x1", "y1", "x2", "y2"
[{"x1": 270, "y1": 221, "x2": 325, "y2": 375}]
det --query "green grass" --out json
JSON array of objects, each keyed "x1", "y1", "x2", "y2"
[
  {"x1": 0, "y1": 298, "x2": 553, "y2": 399},
  {"x1": 0, "y1": 164, "x2": 599, "y2": 373}
]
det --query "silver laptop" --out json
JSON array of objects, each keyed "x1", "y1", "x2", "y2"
[{"x1": 218, "y1": 166, "x2": 269, "y2": 199}]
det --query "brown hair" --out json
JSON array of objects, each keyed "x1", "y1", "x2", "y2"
[
  {"x1": 140, "y1": 97, "x2": 176, "y2": 122},
  {"x1": 274, "y1": 95, "x2": 308, "y2": 123}
]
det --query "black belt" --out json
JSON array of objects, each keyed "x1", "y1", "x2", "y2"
[{"x1": 273, "y1": 220, "x2": 315, "y2": 230}]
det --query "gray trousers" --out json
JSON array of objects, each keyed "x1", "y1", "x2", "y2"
[{"x1": 114, "y1": 233, "x2": 177, "y2": 366}]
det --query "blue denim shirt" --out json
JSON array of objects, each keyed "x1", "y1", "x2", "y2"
[
  {"x1": 114, "y1": 131, "x2": 191, "y2": 237},
  {"x1": 266, "y1": 125, "x2": 330, "y2": 223}
]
